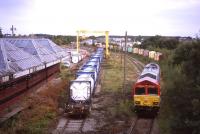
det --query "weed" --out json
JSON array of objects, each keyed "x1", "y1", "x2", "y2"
[{"x1": 0, "y1": 71, "x2": 68, "y2": 134}]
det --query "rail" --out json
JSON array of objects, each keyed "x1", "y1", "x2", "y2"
[{"x1": 127, "y1": 117, "x2": 154, "y2": 134}]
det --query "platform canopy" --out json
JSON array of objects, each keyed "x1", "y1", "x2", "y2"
[
  {"x1": 35, "y1": 39, "x2": 68, "y2": 59},
  {"x1": 0, "y1": 39, "x2": 42, "y2": 76},
  {"x1": 7, "y1": 38, "x2": 58, "y2": 63},
  {"x1": 1, "y1": 38, "x2": 69, "y2": 77}
]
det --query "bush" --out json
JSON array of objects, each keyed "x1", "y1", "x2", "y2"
[{"x1": 159, "y1": 40, "x2": 200, "y2": 134}]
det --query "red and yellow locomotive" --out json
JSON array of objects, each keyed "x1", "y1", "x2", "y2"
[{"x1": 133, "y1": 63, "x2": 161, "y2": 113}]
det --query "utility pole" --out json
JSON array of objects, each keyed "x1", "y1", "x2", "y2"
[
  {"x1": 0, "y1": 27, "x2": 3, "y2": 38},
  {"x1": 123, "y1": 31, "x2": 127, "y2": 99},
  {"x1": 10, "y1": 25, "x2": 16, "y2": 36},
  {"x1": 121, "y1": 40, "x2": 123, "y2": 64}
]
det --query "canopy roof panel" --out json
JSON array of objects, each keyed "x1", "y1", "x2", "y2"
[{"x1": 1, "y1": 38, "x2": 68, "y2": 77}]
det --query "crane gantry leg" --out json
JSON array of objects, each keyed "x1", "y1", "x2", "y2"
[
  {"x1": 76, "y1": 31, "x2": 79, "y2": 53},
  {"x1": 76, "y1": 30, "x2": 110, "y2": 58},
  {"x1": 105, "y1": 31, "x2": 109, "y2": 58}
]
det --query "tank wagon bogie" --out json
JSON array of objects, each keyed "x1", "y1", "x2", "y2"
[{"x1": 133, "y1": 63, "x2": 161, "y2": 113}]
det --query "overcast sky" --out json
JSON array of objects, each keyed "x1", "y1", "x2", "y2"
[{"x1": 0, "y1": 0, "x2": 200, "y2": 36}]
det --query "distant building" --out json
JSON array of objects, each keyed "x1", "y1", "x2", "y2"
[
  {"x1": 81, "y1": 39, "x2": 94, "y2": 45},
  {"x1": 4, "y1": 34, "x2": 12, "y2": 37},
  {"x1": 96, "y1": 37, "x2": 105, "y2": 43},
  {"x1": 133, "y1": 41, "x2": 142, "y2": 45}
]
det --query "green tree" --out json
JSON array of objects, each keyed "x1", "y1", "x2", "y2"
[
  {"x1": 142, "y1": 36, "x2": 179, "y2": 50},
  {"x1": 160, "y1": 40, "x2": 200, "y2": 134},
  {"x1": 173, "y1": 40, "x2": 200, "y2": 84},
  {"x1": 51, "y1": 35, "x2": 76, "y2": 45}
]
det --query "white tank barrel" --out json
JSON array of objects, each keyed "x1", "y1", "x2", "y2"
[{"x1": 70, "y1": 74, "x2": 94, "y2": 101}]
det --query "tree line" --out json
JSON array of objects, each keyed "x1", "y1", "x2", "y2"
[{"x1": 51, "y1": 35, "x2": 76, "y2": 45}]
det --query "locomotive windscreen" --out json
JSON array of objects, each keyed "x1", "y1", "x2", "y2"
[
  {"x1": 135, "y1": 87, "x2": 145, "y2": 95},
  {"x1": 148, "y1": 88, "x2": 158, "y2": 95}
]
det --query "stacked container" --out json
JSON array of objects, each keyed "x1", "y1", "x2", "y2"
[
  {"x1": 149, "y1": 51, "x2": 156, "y2": 59},
  {"x1": 133, "y1": 48, "x2": 139, "y2": 54},
  {"x1": 138, "y1": 49, "x2": 144, "y2": 55},
  {"x1": 143, "y1": 49, "x2": 149, "y2": 57},
  {"x1": 154, "y1": 52, "x2": 162, "y2": 61}
]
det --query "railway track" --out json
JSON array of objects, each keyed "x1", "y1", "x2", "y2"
[
  {"x1": 53, "y1": 117, "x2": 86, "y2": 134},
  {"x1": 126, "y1": 55, "x2": 156, "y2": 134},
  {"x1": 0, "y1": 51, "x2": 89, "y2": 125},
  {"x1": 126, "y1": 55, "x2": 145, "y2": 72},
  {"x1": 53, "y1": 57, "x2": 104, "y2": 134},
  {"x1": 127, "y1": 117, "x2": 154, "y2": 134}
]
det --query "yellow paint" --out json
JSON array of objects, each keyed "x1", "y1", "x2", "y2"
[
  {"x1": 76, "y1": 31, "x2": 79, "y2": 53},
  {"x1": 134, "y1": 95, "x2": 160, "y2": 107},
  {"x1": 105, "y1": 31, "x2": 110, "y2": 57}
]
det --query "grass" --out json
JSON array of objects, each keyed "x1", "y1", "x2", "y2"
[
  {"x1": 0, "y1": 67, "x2": 72, "y2": 134},
  {"x1": 101, "y1": 52, "x2": 138, "y2": 121},
  {"x1": 127, "y1": 50, "x2": 174, "y2": 134},
  {"x1": 0, "y1": 52, "x2": 141, "y2": 133},
  {"x1": 102, "y1": 53, "x2": 123, "y2": 92}
]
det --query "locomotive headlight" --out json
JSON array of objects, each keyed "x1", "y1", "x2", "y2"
[
  {"x1": 135, "y1": 101, "x2": 140, "y2": 105},
  {"x1": 153, "y1": 102, "x2": 159, "y2": 105}
]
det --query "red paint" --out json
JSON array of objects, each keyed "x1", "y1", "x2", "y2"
[{"x1": 0, "y1": 64, "x2": 60, "y2": 112}]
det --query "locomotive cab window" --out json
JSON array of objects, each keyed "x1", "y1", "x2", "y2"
[
  {"x1": 148, "y1": 88, "x2": 158, "y2": 95},
  {"x1": 135, "y1": 87, "x2": 145, "y2": 95}
]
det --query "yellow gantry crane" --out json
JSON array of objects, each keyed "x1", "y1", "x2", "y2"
[{"x1": 76, "y1": 30, "x2": 110, "y2": 58}]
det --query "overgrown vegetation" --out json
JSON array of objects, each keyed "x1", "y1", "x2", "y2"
[
  {"x1": 159, "y1": 40, "x2": 200, "y2": 134},
  {"x1": 141, "y1": 35, "x2": 179, "y2": 50},
  {"x1": 51, "y1": 35, "x2": 76, "y2": 45},
  {"x1": 0, "y1": 66, "x2": 74, "y2": 134},
  {"x1": 102, "y1": 53, "x2": 137, "y2": 120},
  {"x1": 134, "y1": 36, "x2": 200, "y2": 134}
]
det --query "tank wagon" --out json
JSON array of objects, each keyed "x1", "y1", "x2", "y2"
[
  {"x1": 133, "y1": 63, "x2": 161, "y2": 113},
  {"x1": 66, "y1": 48, "x2": 104, "y2": 115}
]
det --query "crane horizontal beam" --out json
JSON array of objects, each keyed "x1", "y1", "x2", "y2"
[
  {"x1": 77, "y1": 30, "x2": 109, "y2": 34},
  {"x1": 76, "y1": 29, "x2": 110, "y2": 58}
]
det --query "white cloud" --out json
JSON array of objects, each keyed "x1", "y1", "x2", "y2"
[{"x1": 2, "y1": 0, "x2": 199, "y2": 36}]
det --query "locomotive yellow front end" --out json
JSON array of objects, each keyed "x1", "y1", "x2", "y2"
[{"x1": 134, "y1": 95, "x2": 160, "y2": 112}]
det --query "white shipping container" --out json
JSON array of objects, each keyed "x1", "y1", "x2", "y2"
[
  {"x1": 133, "y1": 48, "x2": 139, "y2": 54},
  {"x1": 72, "y1": 55, "x2": 79, "y2": 63},
  {"x1": 149, "y1": 51, "x2": 156, "y2": 59},
  {"x1": 138, "y1": 49, "x2": 144, "y2": 55}
]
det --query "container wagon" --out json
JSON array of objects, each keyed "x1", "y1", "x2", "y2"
[{"x1": 66, "y1": 48, "x2": 104, "y2": 115}]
